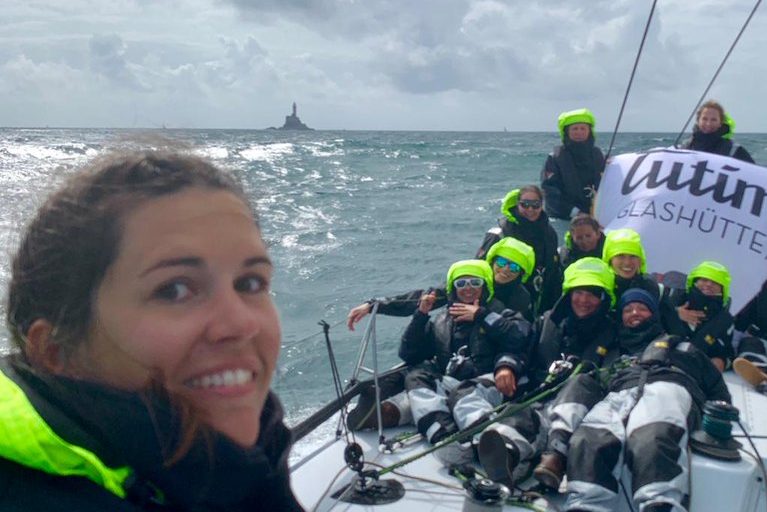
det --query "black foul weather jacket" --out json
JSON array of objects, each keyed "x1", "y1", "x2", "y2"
[
  {"x1": 398, "y1": 298, "x2": 531, "y2": 381},
  {"x1": 0, "y1": 355, "x2": 303, "y2": 512},
  {"x1": 540, "y1": 141, "x2": 605, "y2": 219}
]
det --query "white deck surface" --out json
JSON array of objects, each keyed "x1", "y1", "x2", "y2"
[{"x1": 291, "y1": 372, "x2": 767, "y2": 511}]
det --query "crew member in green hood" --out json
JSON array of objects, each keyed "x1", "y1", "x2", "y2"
[
  {"x1": 344, "y1": 237, "x2": 535, "y2": 432},
  {"x1": 680, "y1": 99, "x2": 755, "y2": 163},
  {"x1": 667, "y1": 260, "x2": 734, "y2": 372},
  {"x1": 0, "y1": 152, "x2": 302, "y2": 511},
  {"x1": 602, "y1": 228, "x2": 660, "y2": 300},
  {"x1": 477, "y1": 185, "x2": 562, "y2": 314},
  {"x1": 475, "y1": 257, "x2": 618, "y2": 489},
  {"x1": 398, "y1": 259, "x2": 531, "y2": 447},
  {"x1": 540, "y1": 108, "x2": 606, "y2": 220}
]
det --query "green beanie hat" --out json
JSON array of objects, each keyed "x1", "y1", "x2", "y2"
[
  {"x1": 446, "y1": 259, "x2": 495, "y2": 301},
  {"x1": 686, "y1": 261, "x2": 731, "y2": 303},
  {"x1": 486, "y1": 237, "x2": 536, "y2": 283},
  {"x1": 500, "y1": 189, "x2": 520, "y2": 223},
  {"x1": 557, "y1": 108, "x2": 596, "y2": 141},
  {"x1": 602, "y1": 228, "x2": 647, "y2": 274},
  {"x1": 562, "y1": 256, "x2": 616, "y2": 307}
]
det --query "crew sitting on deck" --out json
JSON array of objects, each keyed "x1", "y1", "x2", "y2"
[
  {"x1": 667, "y1": 261, "x2": 734, "y2": 372},
  {"x1": 399, "y1": 259, "x2": 531, "y2": 446},
  {"x1": 558, "y1": 213, "x2": 606, "y2": 270},
  {"x1": 532, "y1": 288, "x2": 666, "y2": 492},
  {"x1": 343, "y1": 238, "x2": 535, "y2": 431},
  {"x1": 540, "y1": 108, "x2": 605, "y2": 220},
  {"x1": 471, "y1": 258, "x2": 618, "y2": 488},
  {"x1": 477, "y1": 186, "x2": 562, "y2": 314},
  {"x1": 564, "y1": 335, "x2": 730, "y2": 511},
  {"x1": 680, "y1": 99, "x2": 755, "y2": 163}
]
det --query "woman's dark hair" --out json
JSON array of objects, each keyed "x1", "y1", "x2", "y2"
[
  {"x1": 7, "y1": 151, "x2": 251, "y2": 355},
  {"x1": 518, "y1": 184, "x2": 543, "y2": 201},
  {"x1": 569, "y1": 213, "x2": 602, "y2": 232}
]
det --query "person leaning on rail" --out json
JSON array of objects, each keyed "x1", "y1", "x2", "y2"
[{"x1": 0, "y1": 151, "x2": 303, "y2": 511}]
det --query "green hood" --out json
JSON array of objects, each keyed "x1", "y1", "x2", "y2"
[
  {"x1": 562, "y1": 256, "x2": 616, "y2": 307},
  {"x1": 602, "y1": 228, "x2": 647, "y2": 274},
  {"x1": 500, "y1": 189, "x2": 520, "y2": 223},
  {"x1": 686, "y1": 260, "x2": 731, "y2": 303},
  {"x1": 557, "y1": 108, "x2": 596, "y2": 141},
  {"x1": 446, "y1": 259, "x2": 494, "y2": 301},
  {"x1": 485, "y1": 236, "x2": 536, "y2": 283},
  {"x1": 0, "y1": 370, "x2": 132, "y2": 498}
]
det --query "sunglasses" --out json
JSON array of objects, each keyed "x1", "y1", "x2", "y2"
[
  {"x1": 495, "y1": 256, "x2": 523, "y2": 273},
  {"x1": 519, "y1": 199, "x2": 542, "y2": 210},
  {"x1": 454, "y1": 277, "x2": 484, "y2": 289}
]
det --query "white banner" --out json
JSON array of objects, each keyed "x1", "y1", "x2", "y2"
[{"x1": 594, "y1": 148, "x2": 767, "y2": 313}]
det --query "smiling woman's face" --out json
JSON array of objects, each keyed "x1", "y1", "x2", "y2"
[{"x1": 73, "y1": 187, "x2": 281, "y2": 447}]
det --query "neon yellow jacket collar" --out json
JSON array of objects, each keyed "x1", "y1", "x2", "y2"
[{"x1": 0, "y1": 369, "x2": 132, "y2": 498}]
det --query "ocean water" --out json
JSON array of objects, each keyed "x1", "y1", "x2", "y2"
[{"x1": 1, "y1": 128, "x2": 766, "y2": 437}]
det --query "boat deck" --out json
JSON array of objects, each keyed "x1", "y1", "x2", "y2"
[{"x1": 291, "y1": 372, "x2": 767, "y2": 511}]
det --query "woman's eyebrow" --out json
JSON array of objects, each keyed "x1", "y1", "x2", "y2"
[
  {"x1": 244, "y1": 256, "x2": 272, "y2": 268},
  {"x1": 140, "y1": 257, "x2": 202, "y2": 277}
]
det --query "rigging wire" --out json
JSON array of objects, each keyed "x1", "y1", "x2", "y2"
[
  {"x1": 604, "y1": 0, "x2": 659, "y2": 163},
  {"x1": 673, "y1": 0, "x2": 763, "y2": 147}
]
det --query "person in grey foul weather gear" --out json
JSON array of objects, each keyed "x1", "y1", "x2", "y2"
[
  {"x1": 474, "y1": 257, "x2": 618, "y2": 488},
  {"x1": 343, "y1": 237, "x2": 535, "y2": 431},
  {"x1": 532, "y1": 288, "x2": 665, "y2": 491},
  {"x1": 398, "y1": 259, "x2": 530, "y2": 449},
  {"x1": 563, "y1": 324, "x2": 730, "y2": 510}
]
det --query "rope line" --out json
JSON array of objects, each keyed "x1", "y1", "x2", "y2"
[{"x1": 673, "y1": 0, "x2": 763, "y2": 147}]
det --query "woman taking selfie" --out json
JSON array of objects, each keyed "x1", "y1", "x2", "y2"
[{"x1": 0, "y1": 152, "x2": 303, "y2": 511}]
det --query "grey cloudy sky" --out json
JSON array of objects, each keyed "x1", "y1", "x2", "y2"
[{"x1": 1, "y1": 0, "x2": 764, "y2": 131}]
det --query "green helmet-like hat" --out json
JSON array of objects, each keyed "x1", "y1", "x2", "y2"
[
  {"x1": 500, "y1": 189, "x2": 520, "y2": 223},
  {"x1": 686, "y1": 261, "x2": 731, "y2": 303},
  {"x1": 446, "y1": 259, "x2": 494, "y2": 301},
  {"x1": 602, "y1": 228, "x2": 647, "y2": 274},
  {"x1": 557, "y1": 108, "x2": 596, "y2": 141},
  {"x1": 485, "y1": 237, "x2": 536, "y2": 283},
  {"x1": 562, "y1": 256, "x2": 616, "y2": 307},
  {"x1": 722, "y1": 113, "x2": 736, "y2": 140}
]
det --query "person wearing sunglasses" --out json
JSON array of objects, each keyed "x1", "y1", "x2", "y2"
[
  {"x1": 475, "y1": 257, "x2": 619, "y2": 489},
  {"x1": 540, "y1": 108, "x2": 605, "y2": 220},
  {"x1": 558, "y1": 213, "x2": 606, "y2": 270},
  {"x1": 477, "y1": 185, "x2": 562, "y2": 315},
  {"x1": 398, "y1": 260, "x2": 531, "y2": 451},
  {"x1": 344, "y1": 237, "x2": 534, "y2": 432}
]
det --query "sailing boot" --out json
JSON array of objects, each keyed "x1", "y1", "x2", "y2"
[
  {"x1": 347, "y1": 390, "x2": 403, "y2": 430},
  {"x1": 477, "y1": 430, "x2": 520, "y2": 488},
  {"x1": 533, "y1": 451, "x2": 566, "y2": 491},
  {"x1": 733, "y1": 357, "x2": 767, "y2": 393}
]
